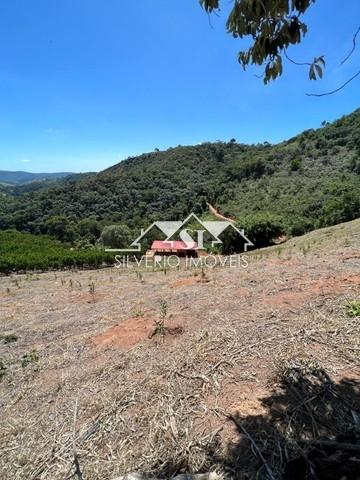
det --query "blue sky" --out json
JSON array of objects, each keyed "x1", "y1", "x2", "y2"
[{"x1": 0, "y1": 0, "x2": 359, "y2": 173}]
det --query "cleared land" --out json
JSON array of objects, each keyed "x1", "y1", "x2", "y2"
[{"x1": 0, "y1": 219, "x2": 359, "y2": 480}]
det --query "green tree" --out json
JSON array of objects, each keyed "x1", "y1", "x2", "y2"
[
  {"x1": 98, "y1": 224, "x2": 132, "y2": 249},
  {"x1": 78, "y1": 217, "x2": 101, "y2": 244},
  {"x1": 290, "y1": 158, "x2": 302, "y2": 172},
  {"x1": 45, "y1": 215, "x2": 78, "y2": 243},
  {"x1": 237, "y1": 213, "x2": 285, "y2": 248},
  {"x1": 348, "y1": 156, "x2": 360, "y2": 174}
]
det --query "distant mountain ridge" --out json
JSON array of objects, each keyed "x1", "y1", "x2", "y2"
[
  {"x1": 0, "y1": 108, "x2": 359, "y2": 246},
  {"x1": 0, "y1": 170, "x2": 74, "y2": 185}
]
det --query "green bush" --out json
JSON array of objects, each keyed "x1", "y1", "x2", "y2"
[
  {"x1": 0, "y1": 334, "x2": 18, "y2": 344},
  {"x1": 237, "y1": 213, "x2": 285, "y2": 248},
  {"x1": 346, "y1": 301, "x2": 360, "y2": 318},
  {"x1": 348, "y1": 156, "x2": 360, "y2": 174},
  {"x1": 290, "y1": 158, "x2": 302, "y2": 171},
  {"x1": 289, "y1": 217, "x2": 314, "y2": 236},
  {"x1": 98, "y1": 224, "x2": 132, "y2": 249}
]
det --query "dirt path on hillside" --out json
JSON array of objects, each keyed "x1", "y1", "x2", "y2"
[{"x1": 207, "y1": 202, "x2": 235, "y2": 222}]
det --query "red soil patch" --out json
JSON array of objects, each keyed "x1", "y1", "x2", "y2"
[
  {"x1": 237, "y1": 287, "x2": 253, "y2": 298},
  {"x1": 92, "y1": 317, "x2": 185, "y2": 350},
  {"x1": 166, "y1": 326, "x2": 184, "y2": 335},
  {"x1": 262, "y1": 290, "x2": 315, "y2": 310},
  {"x1": 71, "y1": 292, "x2": 104, "y2": 304},
  {"x1": 92, "y1": 316, "x2": 155, "y2": 350},
  {"x1": 170, "y1": 277, "x2": 199, "y2": 288},
  {"x1": 265, "y1": 258, "x2": 293, "y2": 265},
  {"x1": 341, "y1": 274, "x2": 360, "y2": 285},
  {"x1": 262, "y1": 274, "x2": 360, "y2": 310}
]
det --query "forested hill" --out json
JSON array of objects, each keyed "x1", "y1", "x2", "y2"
[{"x1": 1, "y1": 109, "x2": 359, "y2": 245}]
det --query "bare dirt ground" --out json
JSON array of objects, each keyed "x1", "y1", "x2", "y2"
[{"x1": 0, "y1": 219, "x2": 359, "y2": 480}]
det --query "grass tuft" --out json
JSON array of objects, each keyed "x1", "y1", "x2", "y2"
[{"x1": 346, "y1": 300, "x2": 360, "y2": 318}]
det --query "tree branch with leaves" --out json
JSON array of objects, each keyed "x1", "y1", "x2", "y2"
[{"x1": 199, "y1": 0, "x2": 359, "y2": 95}]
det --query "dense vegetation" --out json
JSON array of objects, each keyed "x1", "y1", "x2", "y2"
[
  {"x1": 0, "y1": 109, "x2": 359, "y2": 258},
  {"x1": 0, "y1": 230, "x2": 114, "y2": 273}
]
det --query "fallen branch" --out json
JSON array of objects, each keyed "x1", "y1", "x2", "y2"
[
  {"x1": 304, "y1": 439, "x2": 360, "y2": 453},
  {"x1": 73, "y1": 398, "x2": 84, "y2": 480},
  {"x1": 227, "y1": 414, "x2": 276, "y2": 480}
]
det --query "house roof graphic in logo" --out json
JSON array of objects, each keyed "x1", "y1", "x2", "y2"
[{"x1": 106, "y1": 212, "x2": 254, "y2": 252}]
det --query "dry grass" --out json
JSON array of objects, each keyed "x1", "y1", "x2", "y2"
[{"x1": 0, "y1": 219, "x2": 359, "y2": 479}]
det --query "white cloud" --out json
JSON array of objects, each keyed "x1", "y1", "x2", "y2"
[{"x1": 20, "y1": 159, "x2": 31, "y2": 163}]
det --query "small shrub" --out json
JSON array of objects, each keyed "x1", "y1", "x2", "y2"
[
  {"x1": 150, "y1": 300, "x2": 168, "y2": 339},
  {"x1": 290, "y1": 158, "x2": 302, "y2": 171},
  {"x1": 0, "y1": 334, "x2": 18, "y2": 344},
  {"x1": 346, "y1": 300, "x2": 360, "y2": 318},
  {"x1": 135, "y1": 271, "x2": 144, "y2": 283},
  {"x1": 0, "y1": 359, "x2": 6, "y2": 379},
  {"x1": 88, "y1": 281, "x2": 96, "y2": 301},
  {"x1": 21, "y1": 350, "x2": 39, "y2": 368},
  {"x1": 300, "y1": 244, "x2": 310, "y2": 256},
  {"x1": 132, "y1": 302, "x2": 146, "y2": 318},
  {"x1": 199, "y1": 267, "x2": 210, "y2": 283},
  {"x1": 159, "y1": 299, "x2": 168, "y2": 321}
]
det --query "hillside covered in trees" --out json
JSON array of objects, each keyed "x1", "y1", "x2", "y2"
[{"x1": 1, "y1": 109, "x2": 359, "y2": 248}]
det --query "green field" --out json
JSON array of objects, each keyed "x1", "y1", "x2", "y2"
[{"x1": 0, "y1": 230, "x2": 115, "y2": 274}]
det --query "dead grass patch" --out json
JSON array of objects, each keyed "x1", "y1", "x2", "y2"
[{"x1": 0, "y1": 219, "x2": 359, "y2": 479}]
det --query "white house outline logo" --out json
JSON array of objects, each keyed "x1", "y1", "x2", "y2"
[{"x1": 106, "y1": 213, "x2": 254, "y2": 252}]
